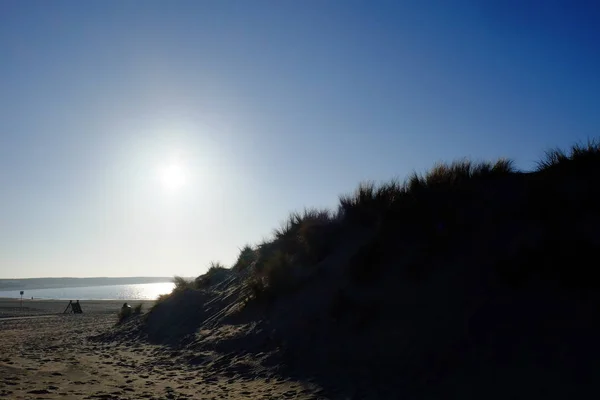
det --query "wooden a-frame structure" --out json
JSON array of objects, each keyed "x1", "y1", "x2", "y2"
[{"x1": 63, "y1": 300, "x2": 83, "y2": 314}]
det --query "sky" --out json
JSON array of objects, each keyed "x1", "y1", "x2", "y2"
[{"x1": 1, "y1": 0, "x2": 599, "y2": 278}]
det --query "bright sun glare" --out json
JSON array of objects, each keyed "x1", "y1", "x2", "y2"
[{"x1": 158, "y1": 163, "x2": 187, "y2": 191}]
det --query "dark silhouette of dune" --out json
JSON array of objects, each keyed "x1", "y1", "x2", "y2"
[{"x1": 97, "y1": 139, "x2": 600, "y2": 399}]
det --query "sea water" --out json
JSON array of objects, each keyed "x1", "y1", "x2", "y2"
[{"x1": 0, "y1": 282, "x2": 175, "y2": 300}]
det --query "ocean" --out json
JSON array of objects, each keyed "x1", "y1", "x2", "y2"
[{"x1": 0, "y1": 282, "x2": 175, "y2": 300}]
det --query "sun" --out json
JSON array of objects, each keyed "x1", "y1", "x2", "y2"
[{"x1": 158, "y1": 163, "x2": 187, "y2": 191}]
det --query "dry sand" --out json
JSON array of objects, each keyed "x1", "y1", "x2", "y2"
[
  {"x1": 0, "y1": 299, "x2": 325, "y2": 400},
  {"x1": 0, "y1": 298, "x2": 148, "y2": 319}
]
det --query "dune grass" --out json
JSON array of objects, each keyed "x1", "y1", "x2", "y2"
[
  {"x1": 153, "y1": 139, "x2": 598, "y2": 307},
  {"x1": 232, "y1": 245, "x2": 257, "y2": 272},
  {"x1": 536, "y1": 138, "x2": 600, "y2": 172},
  {"x1": 171, "y1": 276, "x2": 194, "y2": 291},
  {"x1": 194, "y1": 262, "x2": 229, "y2": 288}
]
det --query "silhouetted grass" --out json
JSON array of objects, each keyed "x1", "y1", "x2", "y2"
[
  {"x1": 410, "y1": 158, "x2": 515, "y2": 189},
  {"x1": 338, "y1": 159, "x2": 514, "y2": 228},
  {"x1": 536, "y1": 139, "x2": 600, "y2": 172},
  {"x1": 152, "y1": 276, "x2": 194, "y2": 308},
  {"x1": 236, "y1": 209, "x2": 342, "y2": 302},
  {"x1": 339, "y1": 181, "x2": 405, "y2": 226},
  {"x1": 232, "y1": 245, "x2": 257, "y2": 272},
  {"x1": 155, "y1": 139, "x2": 599, "y2": 305},
  {"x1": 173, "y1": 275, "x2": 194, "y2": 291},
  {"x1": 194, "y1": 261, "x2": 229, "y2": 288}
]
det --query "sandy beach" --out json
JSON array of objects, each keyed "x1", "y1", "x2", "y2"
[
  {"x1": 0, "y1": 298, "x2": 151, "y2": 319},
  {"x1": 0, "y1": 298, "x2": 323, "y2": 400}
]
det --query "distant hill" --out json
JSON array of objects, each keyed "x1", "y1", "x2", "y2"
[{"x1": 0, "y1": 277, "x2": 174, "y2": 291}]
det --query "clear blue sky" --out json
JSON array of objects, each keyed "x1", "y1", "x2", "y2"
[{"x1": 1, "y1": 1, "x2": 598, "y2": 278}]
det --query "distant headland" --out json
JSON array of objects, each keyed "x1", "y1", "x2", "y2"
[{"x1": 0, "y1": 277, "x2": 174, "y2": 291}]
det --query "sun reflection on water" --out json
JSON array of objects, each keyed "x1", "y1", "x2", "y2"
[
  {"x1": 116, "y1": 282, "x2": 176, "y2": 300},
  {"x1": 0, "y1": 282, "x2": 176, "y2": 300}
]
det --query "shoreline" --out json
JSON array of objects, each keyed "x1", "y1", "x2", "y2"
[{"x1": 0, "y1": 297, "x2": 160, "y2": 301}]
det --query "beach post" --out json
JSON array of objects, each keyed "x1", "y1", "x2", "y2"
[{"x1": 20, "y1": 291, "x2": 24, "y2": 311}]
